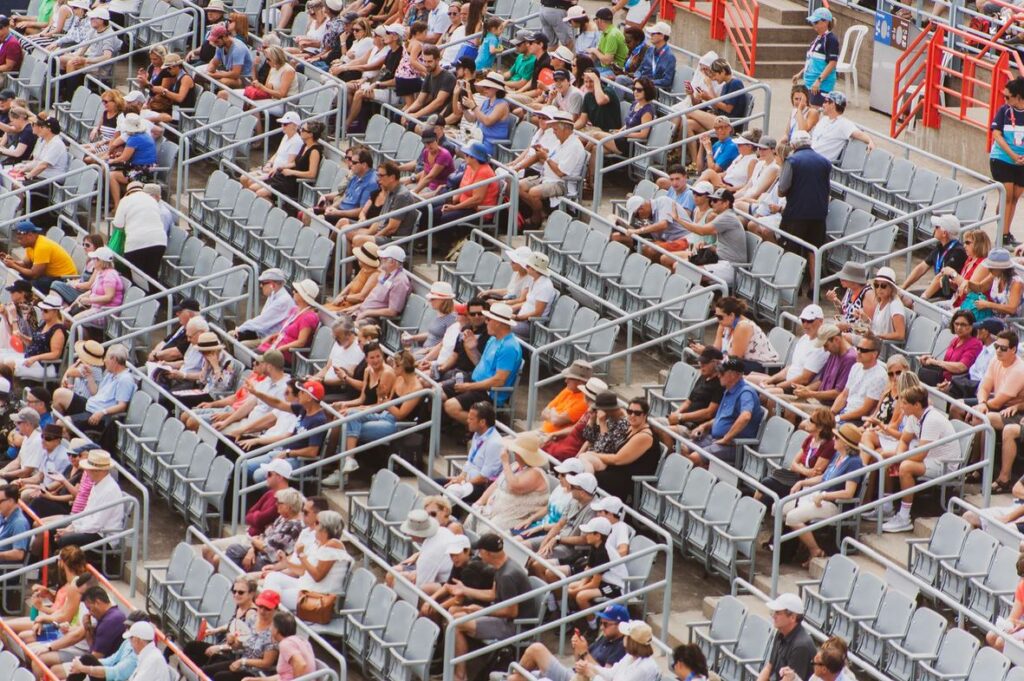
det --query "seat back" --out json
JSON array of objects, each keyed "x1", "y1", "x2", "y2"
[{"x1": 965, "y1": 646, "x2": 1011, "y2": 681}]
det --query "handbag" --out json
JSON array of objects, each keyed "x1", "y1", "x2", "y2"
[
  {"x1": 108, "y1": 226, "x2": 126, "y2": 255},
  {"x1": 296, "y1": 590, "x2": 336, "y2": 624},
  {"x1": 243, "y1": 84, "x2": 272, "y2": 100}
]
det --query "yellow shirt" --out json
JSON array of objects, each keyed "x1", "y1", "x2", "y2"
[
  {"x1": 27, "y1": 235, "x2": 78, "y2": 278},
  {"x1": 541, "y1": 388, "x2": 588, "y2": 433}
]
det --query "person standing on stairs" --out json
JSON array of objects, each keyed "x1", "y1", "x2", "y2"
[{"x1": 792, "y1": 7, "x2": 839, "y2": 107}]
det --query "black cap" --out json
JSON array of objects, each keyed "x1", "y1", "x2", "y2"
[
  {"x1": 718, "y1": 356, "x2": 745, "y2": 373},
  {"x1": 6, "y1": 280, "x2": 32, "y2": 294},
  {"x1": 0, "y1": 89, "x2": 14, "y2": 100},
  {"x1": 36, "y1": 117, "x2": 60, "y2": 134},
  {"x1": 552, "y1": 69, "x2": 570, "y2": 80},
  {"x1": 421, "y1": 130, "x2": 437, "y2": 143},
  {"x1": 0, "y1": 16, "x2": 10, "y2": 28},
  {"x1": 342, "y1": 10, "x2": 358, "y2": 21},
  {"x1": 697, "y1": 347, "x2": 724, "y2": 364},
  {"x1": 475, "y1": 533, "x2": 504, "y2": 552},
  {"x1": 173, "y1": 297, "x2": 200, "y2": 313},
  {"x1": 595, "y1": 7, "x2": 613, "y2": 20},
  {"x1": 529, "y1": 31, "x2": 549, "y2": 45},
  {"x1": 27, "y1": 386, "x2": 51, "y2": 404},
  {"x1": 455, "y1": 56, "x2": 475, "y2": 71}
]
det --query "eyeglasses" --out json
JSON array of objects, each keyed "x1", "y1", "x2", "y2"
[
  {"x1": 964, "y1": 239, "x2": 974, "y2": 244},
  {"x1": 873, "y1": 282, "x2": 890, "y2": 289},
  {"x1": 232, "y1": 589, "x2": 249, "y2": 595},
  {"x1": 633, "y1": 87, "x2": 644, "y2": 92},
  {"x1": 953, "y1": 321, "x2": 971, "y2": 327},
  {"x1": 448, "y1": 10, "x2": 458, "y2": 13},
  {"x1": 856, "y1": 346, "x2": 877, "y2": 354},
  {"x1": 799, "y1": 318, "x2": 815, "y2": 324},
  {"x1": 888, "y1": 370, "x2": 903, "y2": 377},
  {"x1": 626, "y1": 408, "x2": 645, "y2": 416},
  {"x1": 353, "y1": 26, "x2": 364, "y2": 32},
  {"x1": 995, "y1": 343, "x2": 1013, "y2": 351}
]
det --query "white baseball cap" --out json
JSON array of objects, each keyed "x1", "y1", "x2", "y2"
[
  {"x1": 279, "y1": 111, "x2": 302, "y2": 126},
  {"x1": 258, "y1": 459, "x2": 292, "y2": 479},
  {"x1": 590, "y1": 495, "x2": 624, "y2": 516},
  {"x1": 766, "y1": 592, "x2": 804, "y2": 615},
  {"x1": 799, "y1": 304, "x2": 824, "y2": 321},
  {"x1": 691, "y1": 180, "x2": 715, "y2": 195},
  {"x1": 379, "y1": 245, "x2": 406, "y2": 262},
  {"x1": 447, "y1": 534, "x2": 472, "y2": 554},
  {"x1": 579, "y1": 517, "x2": 613, "y2": 535},
  {"x1": 554, "y1": 458, "x2": 587, "y2": 475},
  {"x1": 123, "y1": 621, "x2": 156, "y2": 641},
  {"x1": 566, "y1": 472, "x2": 598, "y2": 495},
  {"x1": 91, "y1": 246, "x2": 115, "y2": 263},
  {"x1": 626, "y1": 195, "x2": 646, "y2": 218}
]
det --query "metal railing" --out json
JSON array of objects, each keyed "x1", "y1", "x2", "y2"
[
  {"x1": 723, "y1": 0, "x2": 760, "y2": 76},
  {"x1": 0, "y1": 616, "x2": 60, "y2": 679}
]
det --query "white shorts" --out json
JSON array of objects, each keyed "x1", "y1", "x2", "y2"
[
  {"x1": 923, "y1": 458, "x2": 946, "y2": 479},
  {"x1": 997, "y1": 616, "x2": 1024, "y2": 640},
  {"x1": 625, "y1": 0, "x2": 651, "y2": 23}
]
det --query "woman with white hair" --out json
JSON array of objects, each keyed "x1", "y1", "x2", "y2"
[
  {"x1": 226, "y1": 487, "x2": 304, "y2": 571},
  {"x1": 71, "y1": 246, "x2": 124, "y2": 332},
  {"x1": 262, "y1": 510, "x2": 353, "y2": 610}
]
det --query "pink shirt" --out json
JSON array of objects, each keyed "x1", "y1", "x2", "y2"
[
  {"x1": 941, "y1": 336, "x2": 983, "y2": 382},
  {"x1": 277, "y1": 635, "x2": 316, "y2": 680},
  {"x1": 71, "y1": 471, "x2": 93, "y2": 514},
  {"x1": 258, "y1": 306, "x2": 319, "y2": 361},
  {"x1": 90, "y1": 269, "x2": 124, "y2": 310}
]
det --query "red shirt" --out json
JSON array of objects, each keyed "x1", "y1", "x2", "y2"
[
  {"x1": 246, "y1": 488, "x2": 280, "y2": 536},
  {"x1": 942, "y1": 336, "x2": 983, "y2": 382},
  {"x1": 0, "y1": 35, "x2": 23, "y2": 72}
]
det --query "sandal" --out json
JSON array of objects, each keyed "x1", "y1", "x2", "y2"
[
  {"x1": 992, "y1": 479, "x2": 1015, "y2": 494},
  {"x1": 802, "y1": 549, "x2": 826, "y2": 569}
]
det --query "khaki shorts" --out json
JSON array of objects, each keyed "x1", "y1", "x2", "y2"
[{"x1": 521, "y1": 176, "x2": 567, "y2": 198}]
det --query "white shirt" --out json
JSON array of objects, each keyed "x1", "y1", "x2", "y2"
[
  {"x1": 593, "y1": 654, "x2": 660, "y2": 681},
  {"x1": 112, "y1": 191, "x2": 169, "y2": 253},
  {"x1": 920, "y1": 407, "x2": 960, "y2": 463},
  {"x1": 18, "y1": 430, "x2": 43, "y2": 470},
  {"x1": 841, "y1": 363, "x2": 887, "y2": 416},
  {"x1": 785, "y1": 333, "x2": 829, "y2": 382},
  {"x1": 811, "y1": 115, "x2": 858, "y2": 162},
  {"x1": 526, "y1": 128, "x2": 559, "y2": 175},
  {"x1": 871, "y1": 297, "x2": 906, "y2": 338},
  {"x1": 327, "y1": 339, "x2": 364, "y2": 379},
  {"x1": 970, "y1": 343, "x2": 995, "y2": 382},
  {"x1": 442, "y1": 24, "x2": 466, "y2": 65},
  {"x1": 128, "y1": 643, "x2": 171, "y2": 681},
  {"x1": 272, "y1": 131, "x2": 304, "y2": 170},
  {"x1": 542, "y1": 134, "x2": 586, "y2": 197},
  {"x1": 32, "y1": 136, "x2": 68, "y2": 180},
  {"x1": 437, "y1": 320, "x2": 461, "y2": 365},
  {"x1": 414, "y1": 526, "x2": 455, "y2": 587},
  {"x1": 238, "y1": 286, "x2": 294, "y2": 336},
  {"x1": 347, "y1": 36, "x2": 375, "y2": 62},
  {"x1": 364, "y1": 44, "x2": 390, "y2": 80},
  {"x1": 427, "y1": 1, "x2": 451, "y2": 37},
  {"x1": 39, "y1": 445, "x2": 69, "y2": 486},
  {"x1": 288, "y1": 526, "x2": 319, "y2": 567},
  {"x1": 158, "y1": 202, "x2": 175, "y2": 234},
  {"x1": 248, "y1": 374, "x2": 291, "y2": 421},
  {"x1": 522, "y1": 276, "x2": 555, "y2": 318},
  {"x1": 296, "y1": 543, "x2": 352, "y2": 593},
  {"x1": 72, "y1": 473, "x2": 124, "y2": 535}
]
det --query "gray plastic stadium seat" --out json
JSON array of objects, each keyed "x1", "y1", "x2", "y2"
[
  {"x1": 908, "y1": 513, "x2": 971, "y2": 587},
  {"x1": 625, "y1": 262, "x2": 670, "y2": 315},
  {"x1": 690, "y1": 595, "x2": 746, "y2": 670},
  {"x1": 311, "y1": 567, "x2": 376, "y2": 639},
  {"x1": 438, "y1": 241, "x2": 485, "y2": 288},
  {"x1": 716, "y1": 614, "x2": 772, "y2": 681},
  {"x1": 937, "y1": 528, "x2": 998, "y2": 603},
  {"x1": 828, "y1": 570, "x2": 885, "y2": 642},
  {"x1": 365, "y1": 600, "x2": 418, "y2": 678},
  {"x1": 635, "y1": 453, "x2": 692, "y2": 523},
  {"x1": 165, "y1": 555, "x2": 214, "y2": 635},
  {"x1": 964, "y1": 646, "x2": 1011, "y2": 681},
  {"x1": 740, "y1": 415, "x2": 794, "y2": 481},
  {"x1": 182, "y1": 573, "x2": 233, "y2": 639},
  {"x1": 605, "y1": 252, "x2": 649, "y2": 311},
  {"x1": 917, "y1": 628, "x2": 980, "y2": 681},
  {"x1": 708, "y1": 495, "x2": 766, "y2": 581},
  {"x1": 388, "y1": 616, "x2": 440, "y2": 681},
  {"x1": 853, "y1": 588, "x2": 916, "y2": 667},
  {"x1": 884, "y1": 607, "x2": 947, "y2": 681},
  {"x1": 685, "y1": 481, "x2": 741, "y2": 563},
  {"x1": 187, "y1": 456, "x2": 233, "y2": 534},
  {"x1": 798, "y1": 554, "x2": 858, "y2": 631},
  {"x1": 369, "y1": 481, "x2": 418, "y2": 558},
  {"x1": 349, "y1": 470, "x2": 400, "y2": 543},
  {"x1": 663, "y1": 467, "x2": 715, "y2": 548},
  {"x1": 346, "y1": 583, "x2": 398, "y2": 659},
  {"x1": 645, "y1": 361, "x2": 698, "y2": 418}
]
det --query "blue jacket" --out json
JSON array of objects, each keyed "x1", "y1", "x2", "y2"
[
  {"x1": 636, "y1": 44, "x2": 676, "y2": 90},
  {"x1": 778, "y1": 147, "x2": 831, "y2": 222}
]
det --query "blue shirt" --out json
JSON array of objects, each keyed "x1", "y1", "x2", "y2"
[
  {"x1": 712, "y1": 137, "x2": 739, "y2": 171},
  {"x1": 710, "y1": 378, "x2": 761, "y2": 440},
  {"x1": 341, "y1": 169, "x2": 379, "y2": 211},
  {"x1": 991, "y1": 104, "x2": 1024, "y2": 164},
  {"x1": 635, "y1": 43, "x2": 676, "y2": 89},
  {"x1": 98, "y1": 640, "x2": 139, "y2": 681},
  {"x1": 821, "y1": 453, "x2": 864, "y2": 493},
  {"x1": 667, "y1": 186, "x2": 696, "y2": 216},
  {"x1": 0, "y1": 508, "x2": 30, "y2": 555},
  {"x1": 803, "y1": 31, "x2": 839, "y2": 93},
  {"x1": 85, "y1": 370, "x2": 137, "y2": 414},
  {"x1": 476, "y1": 33, "x2": 500, "y2": 70},
  {"x1": 125, "y1": 133, "x2": 157, "y2": 166},
  {"x1": 464, "y1": 426, "x2": 504, "y2": 480},
  {"x1": 215, "y1": 38, "x2": 254, "y2": 77},
  {"x1": 471, "y1": 333, "x2": 522, "y2": 405},
  {"x1": 477, "y1": 97, "x2": 512, "y2": 154}
]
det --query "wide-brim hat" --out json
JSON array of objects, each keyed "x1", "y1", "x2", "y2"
[
  {"x1": 593, "y1": 391, "x2": 619, "y2": 410},
  {"x1": 354, "y1": 242, "x2": 380, "y2": 268},
  {"x1": 873, "y1": 266, "x2": 897, "y2": 285},
  {"x1": 80, "y1": 449, "x2": 114, "y2": 470},
  {"x1": 75, "y1": 340, "x2": 106, "y2": 367},
  {"x1": 427, "y1": 281, "x2": 456, "y2": 300},
  {"x1": 477, "y1": 72, "x2": 507, "y2": 93},
  {"x1": 836, "y1": 423, "x2": 863, "y2": 449},
  {"x1": 503, "y1": 431, "x2": 547, "y2": 467},
  {"x1": 562, "y1": 360, "x2": 592, "y2": 382},
  {"x1": 400, "y1": 509, "x2": 439, "y2": 538},
  {"x1": 550, "y1": 45, "x2": 575, "y2": 66},
  {"x1": 580, "y1": 377, "x2": 609, "y2": 400},
  {"x1": 483, "y1": 302, "x2": 515, "y2": 326},
  {"x1": 527, "y1": 251, "x2": 550, "y2": 274},
  {"x1": 506, "y1": 245, "x2": 532, "y2": 267},
  {"x1": 293, "y1": 279, "x2": 320, "y2": 305},
  {"x1": 836, "y1": 261, "x2": 868, "y2": 284},
  {"x1": 985, "y1": 248, "x2": 1014, "y2": 270},
  {"x1": 196, "y1": 331, "x2": 224, "y2": 352},
  {"x1": 121, "y1": 113, "x2": 147, "y2": 134},
  {"x1": 36, "y1": 293, "x2": 63, "y2": 311}
]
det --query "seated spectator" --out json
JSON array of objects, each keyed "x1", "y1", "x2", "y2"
[
  {"x1": 506, "y1": 33, "x2": 553, "y2": 102},
  {"x1": 70, "y1": 246, "x2": 123, "y2": 329},
  {"x1": 920, "y1": 310, "x2": 983, "y2": 386},
  {"x1": 946, "y1": 317, "x2": 1003, "y2": 400},
  {"x1": 756, "y1": 594, "x2": 816, "y2": 681},
  {"x1": 587, "y1": 77, "x2": 656, "y2": 160},
  {"x1": 268, "y1": 612, "x2": 315, "y2": 679},
  {"x1": 245, "y1": 380, "x2": 328, "y2": 482},
  {"x1": 544, "y1": 69, "x2": 585, "y2": 124},
  {"x1": 0, "y1": 292, "x2": 65, "y2": 381},
  {"x1": 261, "y1": 121, "x2": 324, "y2": 207},
  {"x1": 224, "y1": 487, "x2": 304, "y2": 571},
  {"x1": 352, "y1": 245, "x2": 412, "y2": 323},
  {"x1": 59, "y1": 8, "x2": 119, "y2": 92},
  {"x1": 587, "y1": 8, "x2": 627, "y2": 74},
  {"x1": 691, "y1": 119, "x2": 738, "y2": 178},
  {"x1": 16, "y1": 115, "x2": 68, "y2": 186},
  {"x1": 976, "y1": 248, "x2": 1024, "y2": 319},
  {"x1": 979, "y1": 330, "x2": 1024, "y2": 492},
  {"x1": 142, "y1": 53, "x2": 196, "y2": 125},
  {"x1": 577, "y1": 66, "x2": 622, "y2": 133},
  {"x1": 690, "y1": 296, "x2": 778, "y2": 373},
  {"x1": 758, "y1": 407, "x2": 835, "y2": 503},
  {"x1": 229, "y1": 44, "x2": 297, "y2": 119},
  {"x1": 107, "y1": 114, "x2": 158, "y2": 209},
  {"x1": 52, "y1": 449, "x2": 124, "y2": 550},
  {"x1": 509, "y1": 603, "x2": 627, "y2": 681},
  {"x1": 469, "y1": 431, "x2": 550, "y2": 533},
  {"x1": 830, "y1": 333, "x2": 886, "y2": 426},
  {"x1": 204, "y1": 23, "x2": 254, "y2": 88},
  {"x1": 27, "y1": 437, "x2": 84, "y2": 518},
  {"x1": 342, "y1": 25, "x2": 407, "y2": 132},
  {"x1": 309, "y1": 318, "x2": 365, "y2": 397},
  {"x1": 149, "y1": 315, "x2": 209, "y2": 389},
  {"x1": 825, "y1": 262, "x2": 875, "y2": 335},
  {"x1": 657, "y1": 180, "x2": 714, "y2": 269},
  {"x1": 4, "y1": 545, "x2": 87, "y2": 646},
  {"x1": 451, "y1": 533, "x2": 535, "y2": 681},
  {"x1": 671, "y1": 643, "x2": 710, "y2": 681},
  {"x1": 752, "y1": 304, "x2": 828, "y2": 393},
  {"x1": 326, "y1": 244, "x2": 380, "y2": 313},
  {"x1": 513, "y1": 457, "x2": 585, "y2": 540},
  {"x1": 540, "y1": 377, "x2": 607, "y2": 460},
  {"x1": 616, "y1": 191, "x2": 691, "y2": 262},
  {"x1": 2, "y1": 220, "x2": 78, "y2": 293},
  {"x1": 656, "y1": 348, "x2": 723, "y2": 445},
  {"x1": 480, "y1": 247, "x2": 532, "y2": 305},
  {"x1": 230, "y1": 269, "x2": 293, "y2": 344},
  {"x1": 865, "y1": 267, "x2": 907, "y2": 343},
  {"x1": 424, "y1": 141, "x2": 501, "y2": 243},
  {"x1": 0, "y1": 408, "x2": 42, "y2": 481},
  {"x1": 14, "y1": 423, "x2": 68, "y2": 501},
  {"x1": 683, "y1": 356, "x2": 763, "y2": 467},
  {"x1": 43, "y1": 0, "x2": 90, "y2": 54},
  {"x1": 786, "y1": 84, "x2": 820, "y2": 139},
  {"x1": 947, "y1": 228, "x2": 993, "y2": 312},
  {"x1": 538, "y1": 360, "x2": 592, "y2": 435},
  {"x1": 567, "y1": 516, "x2": 629, "y2": 620},
  {"x1": 0, "y1": 106, "x2": 37, "y2": 165},
  {"x1": 782, "y1": 419, "x2": 864, "y2": 561},
  {"x1": 443, "y1": 302, "x2": 522, "y2": 424},
  {"x1": 33, "y1": 585, "x2": 127, "y2": 678},
  {"x1": 523, "y1": 468, "x2": 597, "y2": 580},
  {"x1": 859, "y1": 356, "x2": 917, "y2": 451},
  {"x1": 402, "y1": 281, "x2": 456, "y2": 354},
  {"x1": 440, "y1": 401, "x2": 503, "y2": 502},
  {"x1": 198, "y1": 589, "x2": 280, "y2": 677},
  {"x1": 881, "y1": 387, "x2": 960, "y2": 533},
  {"x1": 576, "y1": 620, "x2": 658, "y2": 681},
  {"x1": 53, "y1": 344, "x2": 136, "y2": 435},
  {"x1": 581, "y1": 397, "x2": 660, "y2": 503},
  {"x1": 575, "y1": 389, "x2": 630, "y2": 461},
  {"x1": 112, "y1": 620, "x2": 172, "y2": 679},
  {"x1": 12, "y1": 0, "x2": 72, "y2": 38},
  {"x1": 686, "y1": 59, "x2": 749, "y2": 159},
  {"x1": 405, "y1": 44, "x2": 456, "y2": 122},
  {"x1": 147, "y1": 298, "x2": 200, "y2": 363},
  {"x1": 390, "y1": 508, "x2": 456, "y2": 590},
  {"x1": 169, "y1": 332, "x2": 239, "y2": 406},
  {"x1": 674, "y1": 189, "x2": 749, "y2": 286},
  {"x1": 810, "y1": 91, "x2": 874, "y2": 162},
  {"x1": 734, "y1": 136, "x2": 782, "y2": 216},
  {"x1": 510, "y1": 252, "x2": 555, "y2": 336},
  {"x1": 900, "y1": 215, "x2": 968, "y2": 300},
  {"x1": 257, "y1": 279, "x2": 320, "y2": 363},
  {"x1": 0, "y1": 485, "x2": 29, "y2": 563},
  {"x1": 263, "y1": 510, "x2": 352, "y2": 610},
  {"x1": 241, "y1": 113, "x2": 303, "y2": 194},
  {"x1": 701, "y1": 130, "x2": 761, "y2": 190},
  {"x1": 402, "y1": 129, "x2": 455, "y2": 197},
  {"x1": 348, "y1": 162, "x2": 419, "y2": 250},
  {"x1": 519, "y1": 111, "x2": 585, "y2": 228},
  {"x1": 180, "y1": 575, "x2": 257, "y2": 666}
]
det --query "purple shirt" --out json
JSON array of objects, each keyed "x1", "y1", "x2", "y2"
[
  {"x1": 91, "y1": 606, "x2": 127, "y2": 658},
  {"x1": 817, "y1": 348, "x2": 856, "y2": 394},
  {"x1": 360, "y1": 268, "x2": 411, "y2": 316}
]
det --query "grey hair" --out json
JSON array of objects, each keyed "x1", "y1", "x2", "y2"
[
  {"x1": 105, "y1": 344, "x2": 129, "y2": 364},
  {"x1": 186, "y1": 316, "x2": 209, "y2": 333},
  {"x1": 275, "y1": 487, "x2": 304, "y2": 514},
  {"x1": 317, "y1": 510, "x2": 345, "y2": 539},
  {"x1": 886, "y1": 354, "x2": 910, "y2": 371},
  {"x1": 332, "y1": 317, "x2": 356, "y2": 335},
  {"x1": 261, "y1": 32, "x2": 282, "y2": 47}
]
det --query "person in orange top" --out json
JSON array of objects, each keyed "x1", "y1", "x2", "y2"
[
  {"x1": 425, "y1": 141, "x2": 500, "y2": 250},
  {"x1": 540, "y1": 360, "x2": 592, "y2": 434}
]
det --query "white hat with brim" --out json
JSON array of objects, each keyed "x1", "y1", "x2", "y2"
[
  {"x1": 527, "y1": 251, "x2": 550, "y2": 275},
  {"x1": 766, "y1": 592, "x2": 805, "y2": 614},
  {"x1": 354, "y1": 242, "x2": 381, "y2": 267},
  {"x1": 550, "y1": 46, "x2": 575, "y2": 65},
  {"x1": 80, "y1": 449, "x2": 114, "y2": 471},
  {"x1": 259, "y1": 268, "x2": 287, "y2": 283},
  {"x1": 873, "y1": 266, "x2": 897, "y2": 285},
  {"x1": 447, "y1": 534, "x2": 472, "y2": 554},
  {"x1": 279, "y1": 111, "x2": 302, "y2": 126},
  {"x1": 400, "y1": 509, "x2": 439, "y2": 538},
  {"x1": 69, "y1": 0, "x2": 91, "y2": 9},
  {"x1": 647, "y1": 21, "x2": 672, "y2": 36},
  {"x1": 37, "y1": 293, "x2": 63, "y2": 311},
  {"x1": 121, "y1": 114, "x2": 147, "y2": 134},
  {"x1": 123, "y1": 621, "x2": 156, "y2": 642},
  {"x1": 477, "y1": 73, "x2": 507, "y2": 93},
  {"x1": 427, "y1": 281, "x2": 456, "y2": 300},
  {"x1": 91, "y1": 246, "x2": 115, "y2": 263},
  {"x1": 554, "y1": 458, "x2": 587, "y2": 475},
  {"x1": 503, "y1": 432, "x2": 548, "y2": 467},
  {"x1": 579, "y1": 377, "x2": 608, "y2": 400},
  {"x1": 379, "y1": 245, "x2": 406, "y2": 262},
  {"x1": 88, "y1": 7, "x2": 110, "y2": 20},
  {"x1": 258, "y1": 458, "x2": 292, "y2": 479},
  {"x1": 506, "y1": 245, "x2": 532, "y2": 267},
  {"x1": 580, "y1": 517, "x2": 613, "y2": 535},
  {"x1": 483, "y1": 302, "x2": 515, "y2": 326},
  {"x1": 293, "y1": 279, "x2": 320, "y2": 305},
  {"x1": 563, "y1": 5, "x2": 587, "y2": 21}
]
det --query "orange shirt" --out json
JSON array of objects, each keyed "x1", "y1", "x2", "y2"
[
  {"x1": 459, "y1": 162, "x2": 500, "y2": 207},
  {"x1": 541, "y1": 388, "x2": 588, "y2": 433}
]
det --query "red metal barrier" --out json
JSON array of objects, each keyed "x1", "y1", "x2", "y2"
[
  {"x1": 722, "y1": 0, "x2": 759, "y2": 76},
  {"x1": 19, "y1": 502, "x2": 48, "y2": 586},
  {"x1": 0, "y1": 617, "x2": 61, "y2": 679}
]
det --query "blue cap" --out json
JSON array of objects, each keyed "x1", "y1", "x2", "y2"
[
  {"x1": 807, "y1": 7, "x2": 833, "y2": 23},
  {"x1": 596, "y1": 604, "x2": 630, "y2": 623},
  {"x1": 13, "y1": 220, "x2": 42, "y2": 234},
  {"x1": 461, "y1": 141, "x2": 490, "y2": 164},
  {"x1": 975, "y1": 318, "x2": 1006, "y2": 334}
]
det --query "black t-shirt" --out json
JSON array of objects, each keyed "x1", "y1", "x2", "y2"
[
  {"x1": 583, "y1": 86, "x2": 622, "y2": 132},
  {"x1": 290, "y1": 404, "x2": 328, "y2": 450},
  {"x1": 2, "y1": 126, "x2": 36, "y2": 165},
  {"x1": 767, "y1": 627, "x2": 817, "y2": 681},
  {"x1": 421, "y1": 69, "x2": 456, "y2": 116},
  {"x1": 494, "y1": 558, "x2": 535, "y2": 619},
  {"x1": 924, "y1": 240, "x2": 967, "y2": 279},
  {"x1": 162, "y1": 324, "x2": 190, "y2": 356},
  {"x1": 688, "y1": 375, "x2": 724, "y2": 414},
  {"x1": 455, "y1": 324, "x2": 491, "y2": 372}
]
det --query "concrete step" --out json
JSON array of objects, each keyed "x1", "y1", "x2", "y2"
[
  {"x1": 752, "y1": 60, "x2": 808, "y2": 79},
  {"x1": 754, "y1": 0, "x2": 811, "y2": 25},
  {"x1": 755, "y1": 42, "x2": 818, "y2": 61},
  {"x1": 858, "y1": 516, "x2": 938, "y2": 568}
]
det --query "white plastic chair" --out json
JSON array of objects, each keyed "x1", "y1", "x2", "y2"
[{"x1": 836, "y1": 25, "x2": 869, "y2": 100}]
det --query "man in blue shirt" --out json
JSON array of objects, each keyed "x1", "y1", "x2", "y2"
[
  {"x1": 508, "y1": 603, "x2": 627, "y2": 680},
  {"x1": 206, "y1": 23, "x2": 253, "y2": 87},
  {"x1": 439, "y1": 401, "x2": 503, "y2": 503},
  {"x1": 443, "y1": 302, "x2": 522, "y2": 424},
  {"x1": 636, "y1": 22, "x2": 676, "y2": 89},
  {"x1": 0, "y1": 486, "x2": 30, "y2": 562},
  {"x1": 53, "y1": 344, "x2": 137, "y2": 435},
  {"x1": 66, "y1": 610, "x2": 151, "y2": 681},
  {"x1": 685, "y1": 356, "x2": 762, "y2": 467},
  {"x1": 333, "y1": 147, "x2": 379, "y2": 221}
]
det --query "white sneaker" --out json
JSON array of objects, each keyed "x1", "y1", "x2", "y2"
[
  {"x1": 489, "y1": 673, "x2": 508, "y2": 681},
  {"x1": 545, "y1": 593, "x2": 557, "y2": 613},
  {"x1": 864, "y1": 505, "x2": 894, "y2": 521},
  {"x1": 321, "y1": 470, "x2": 343, "y2": 487},
  {"x1": 342, "y1": 457, "x2": 360, "y2": 473},
  {"x1": 882, "y1": 515, "x2": 914, "y2": 533}
]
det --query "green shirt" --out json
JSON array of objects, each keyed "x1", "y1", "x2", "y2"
[
  {"x1": 598, "y1": 26, "x2": 628, "y2": 69},
  {"x1": 37, "y1": 0, "x2": 55, "y2": 24},
  {"x1": 509, "y1": 53, "x2": 536, "y2": 83}
]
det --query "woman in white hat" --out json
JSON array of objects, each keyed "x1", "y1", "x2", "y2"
[
  {"x1": 0, "y1": 293, "x2": 67, "y2": 381},
  {"x1": 861, "y1": 267, "x2": 906, "y2": 343},
  {"x1": 404, "y1": 281, "x2": 458, "y2": 357},
  {"x1": 511, "y1": 251, "x2": 555, "y2": 337},
  {"x1": 45, "y1": 0, "x2": 91, "y2": 54},
  {"x1": 463, "y1": 71, "x2": 512, "y2": 155},
  {"x1": 257, "y1": 279, "x2": 322, "y2": 363},
  {"x1": 343, "y1": 24, "x2": 406, "y2": 131},
  {"x1": 480, "y1": 245, "x2": 533, "y2": 304},
  {"x1": 173, "y1": 331, "x2": 239, "y2": 407},
  {"x1": 71, "y1": 246, "x2": 124, "y2": 331},
  {"x1": 974, "y1": 248, "x2": 1024, "y2": 319},
  {"x1": 564, "y1": 6, "x2": 599, "y2": 56},
  {"x1": 107, "y1": 112, "x2": 158, "y2": 209},
  {"x1": 285, "y1": 0, "x2": 327, "y2": 56},
  {"x1": 326, "y1": 241, "x2": 380, "y2": 312},
  {"x1": 241, "y1": 111, "x2": 304, "y2": 192},
  {"x1": 469, "y1": 431, "x2": 551, "y2": 534}
]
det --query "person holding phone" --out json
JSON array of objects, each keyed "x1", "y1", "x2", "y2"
[{"x1": 507, "y1": 604, "x2": 628, "y2": 681}]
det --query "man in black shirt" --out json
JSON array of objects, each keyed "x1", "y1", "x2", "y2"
[
  {"x1": 406, "y1": 45, "x2": 456, "y2": 121},
  {"x1": 757, "y1": 593, "x2": 816, "y2": 681},
  {"x1": 657, "y1": 347, "x2": 724, "y2": 446},
  {"x1": 899, "y1": 214, "x2": 967, "y2": 299},
  {"x1": 507, "y1": 603, "x2": 628, "y2": 681},
  {"x1": 147, "y1": 298, "x2": 200, "y2": 362}
]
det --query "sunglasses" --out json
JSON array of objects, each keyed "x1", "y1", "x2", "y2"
[
  {"x1": 888, "y1": 370, "x2": 903, "y2": 377},
  {"x1": 856, "y1": 346, "x2": 877, "y2": 353},
  {"x1": 232, "y1": 589, "x2": 249, "y2": 595},
  {"x1": 873, "y1": 282, "x2": 891, "y2": 289},
  {"x1": 995, "y1": 344, "x2": 1013, "y2": 351},
  {"x1": 625, "y1": 408, "x2": 645, "y2": 416}
]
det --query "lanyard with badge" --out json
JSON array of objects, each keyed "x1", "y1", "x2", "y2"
[{"x1": 807, "y1": 33, "x2": 827, "y2": 62}]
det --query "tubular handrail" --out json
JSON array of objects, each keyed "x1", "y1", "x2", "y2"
[
  {"x1": 947, "y1": 496, "x2": 1023, "y2": 547},
  {"x1": 0, "y1": 617, "x2": 60, "y2": 679},
  {"x1": 0, "y1": 162, "x2": 103, "y2": 235},
  {"x1": 722, "y1": 0, "x2": 760, "y2": 76}
]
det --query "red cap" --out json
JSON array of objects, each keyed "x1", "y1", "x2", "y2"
[
  {"x1": 208, "y1": 24, "x2": 229, "y2": 41},
  {"x1": 255, "y1": 590, "x2": 280, "y2": 609},
  {"x1": 455, "y1": 303, "x2": 468, "y2": 314},
  {"x1": 300, "y1": 380, "x2": 325, "y2": 401}
]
